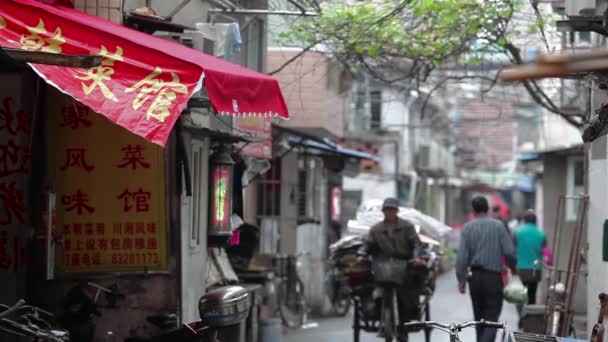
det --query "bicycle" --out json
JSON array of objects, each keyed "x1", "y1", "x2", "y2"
[
  {"x1": 273, "y1": 252, "x2": 310, "y2": 328},
  {"x1": 533, "y1": 260, "x2": 577, "y2": 337},
  {"x1": 0, "y1": 299, "x2": 70, "y2": 341},
  {"x1": 377, "y1": 259, "x2": 433, "y2": 342},
  {"x1": 403, "y1": 320, "x2": 506, "y2": 342}
]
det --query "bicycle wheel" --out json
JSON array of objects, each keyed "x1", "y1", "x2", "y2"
[
  {"x1": 353, "y1": 299, "x2": 361, "y2": 342},
  {"x1": 382, "y1": 288, "x2": 397, "y2": 342},
  {"x1": 279, "y1": 278, "x2": 306, "y2": 328},
  {"x1": 424, "y1": 300, "x2": 431, "y2": 342}
]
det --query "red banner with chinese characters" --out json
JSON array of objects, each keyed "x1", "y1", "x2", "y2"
[
  {"x1": 0, "y1": 72, "x2": 32, "y2": 303},
  {"x1": 0, "y1": 0, "x2": 289, "y2": 146},
  {"x1": 48, "y1": 88, "x2": 167, "y2": 273}
]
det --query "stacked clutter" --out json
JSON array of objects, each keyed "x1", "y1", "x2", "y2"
[{"x1": 329, "y1": 236, "x2": 373, "y2": 291}]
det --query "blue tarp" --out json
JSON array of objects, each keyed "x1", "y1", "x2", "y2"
[
  {"x1": 288, "y1": 137, "x2": 380, "y2": 162},
  {"x1": 517, "y1": 153, "x2": 540, "y2": 161},
  {"x1": 516, "y1": 175, "x2": 535, "y2": 192}
]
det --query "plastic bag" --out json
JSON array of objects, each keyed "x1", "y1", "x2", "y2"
[{"x1": 503, "y1": 275, "x2": 528, "y2": 303}]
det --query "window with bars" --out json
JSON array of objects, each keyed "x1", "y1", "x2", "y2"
[
  {"x1": 370, "y1": 90, "x2": 382, "y2": 129},
  {"x1": 297, "y1": 169, "x2": 308, "y2": 217},
  {"x1": 256, "y1": 160, "x2": 281, "y2": 218}
]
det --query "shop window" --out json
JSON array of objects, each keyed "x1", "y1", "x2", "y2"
[
  {"x1": 297, "y1": 169, "x2": 307, "y2": 217},
  {"x1": 370, "y1": 90, "x2": 382, "y2": 129},
  {"x1": 566, "y1": 156, "x2": 585, "y2": 221}
]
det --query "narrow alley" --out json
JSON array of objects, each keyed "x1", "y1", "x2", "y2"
[{"x1": 285, "y1": 269, "x2": 519, "y2": 342}]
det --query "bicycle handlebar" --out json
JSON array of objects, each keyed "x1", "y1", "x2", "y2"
[
  {"x1": 0, "y1": 300, "x2": 25, "y2": 319},
  {"x1": 403, "y1": 320, "x2": 506, "y2": 331}
]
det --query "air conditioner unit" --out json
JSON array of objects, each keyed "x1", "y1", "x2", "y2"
[{"x1": 566, "y1": 0, "x2": 596, "y2": 16}]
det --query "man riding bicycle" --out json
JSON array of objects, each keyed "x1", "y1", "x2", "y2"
[{"x1": 358, "y1": 197, "x2": 425, "y2": 341}]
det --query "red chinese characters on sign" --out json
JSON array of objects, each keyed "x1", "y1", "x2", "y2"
[
  {"x1": 0, "y1": 230, "x2": 26, "y2": 273},
  {"x1": 0, "y1": 140, "x2": 30, "y2": 178},
  {"x1": 0, "y1": 181, "x2": 26, "y2": 226},
  {"x1": 117, "y1": 188, "x2": 151, "y2": 212},
  {"x1": 62, "y1": 190, "x2": 95, "y2": 215},
  {"x1": 61, "y1": 103, "x2": 92, "y2": 130},
  {"x1": 117, "y1": 144, "x2": 150, "y2": 170},
  {"x1": 61, "y1": 148, "x2": 95, "y2": 172},
  {"x1": 0, "y1": 97, "x2": 32, "y2": 136}
]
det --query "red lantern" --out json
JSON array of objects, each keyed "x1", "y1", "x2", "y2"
[{"x1": 209, "y1": 147, "x2": 234, "y2": 236}]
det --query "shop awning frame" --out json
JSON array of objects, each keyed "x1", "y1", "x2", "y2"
[
  {"x1": 1, "y1": 47, "x2": 102, "y2": 68},
  {"x1": 288, "y1": 137, "x2": 380, "y2": 162}
]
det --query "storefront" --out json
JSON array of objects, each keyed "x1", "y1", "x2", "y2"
[{"x1": 0, "y1": 1, "x2": 288, "y2": 340}]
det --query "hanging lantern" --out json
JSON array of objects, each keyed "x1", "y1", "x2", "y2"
[{"x1": 209, "y1": 147, "x2": 234, "y2": 237}]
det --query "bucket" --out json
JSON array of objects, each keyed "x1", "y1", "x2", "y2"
[{"x1": 259, "y1": 318, "x2": 282, "y2": 342}]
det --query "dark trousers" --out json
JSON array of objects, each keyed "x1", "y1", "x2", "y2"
[
  {"x1": 519, "y1": 269, "x2": 541, "y2": 305},
  {"x1": 469, "y1": 270, "x2": 504, "y2": 342},
  {"x1": 523, "y1": 281, "x2": 538, "y2": 305}
]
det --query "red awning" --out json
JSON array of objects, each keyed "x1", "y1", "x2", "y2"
[{"x1": 0, "y1": 0, "x2": 289, "y2": 145}]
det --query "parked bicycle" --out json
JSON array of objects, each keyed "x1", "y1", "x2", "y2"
[
  {"x1": 0, "y1": 300, "x2": 69, "y2": 341},
  {"x1": 533, "y1": 260, "x2": 577, "y2": 337},
  {"x1": 403, "y1": 320, "x2": 506, "y2": 342},
  {"x1": 1, "y1": 285, "x2": 250, "y2": 342},
  {"x1": 273, "y1": 252, "x2": 310, "y2": 328}
]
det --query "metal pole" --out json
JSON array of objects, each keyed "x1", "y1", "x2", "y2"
[
  {"x1": 561, "y1": 195, "x2": 589, "y2": 337},
  {"x1": 545, "y1": 196, "x2": 565, "y2": 332},
  {"x1": 1, "y1": 48, "x2": 102, "y2": 68},
  {"x1": 395, "y1": 140, "x2": 400, "y2": 199}
]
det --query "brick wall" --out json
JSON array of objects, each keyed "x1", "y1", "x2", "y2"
[
  {"x1": 454, "y1": 101, "x2": 516, "y2": 169},
  {"x1": 73, "y1": 0, "x2": 122, "y2": 23},
  {"x1": 267, "y1": 49, "x2": 347, "y2": 137}
]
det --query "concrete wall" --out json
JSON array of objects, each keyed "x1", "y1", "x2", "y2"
[
  {"x1": 279, "y1": 152, "x2": 298, "y2": 254},
  {"x1": 587, "y1": 136, "x2": 608, "y2": 331},
  {"x1": 343, "y1": 174, "x2": 397, "y2": 203},
  {"x1": 267, "y1": 49, "x2": 347, "y2": 137},
  {"x1": 179, "y1": 130, "x2": 210, "y2": 323},
  {"x1": 74, "y1": 0, "x2": 122, "y2": 22}
]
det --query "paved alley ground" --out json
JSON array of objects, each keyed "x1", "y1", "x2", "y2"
[{"x1": 283, "y1": 269, "x2": 519, "y2": 342}]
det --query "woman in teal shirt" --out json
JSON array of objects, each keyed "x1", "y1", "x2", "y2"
[{"x1": 514, "y1": 211, "x2": 546, "y2": 304}]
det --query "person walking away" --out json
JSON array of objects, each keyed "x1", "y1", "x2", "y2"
[
  {"x1": 514, "y1": 210, "x2": 545, "y2": 305},
  {"x1": 457, "y1": 197, "x2": 517, "y2": 342},
  {"x1": 358, "y1": 197, "x2": 424, "y2": 341}
]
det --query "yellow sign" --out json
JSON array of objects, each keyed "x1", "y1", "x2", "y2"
[{"x1": 48, "y1": 88, "x2": 167, "y2": 273}]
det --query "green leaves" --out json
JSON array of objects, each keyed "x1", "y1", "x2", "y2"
[{"x1": 278, "y1": 0, "x2": 514, "y2": 78}]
